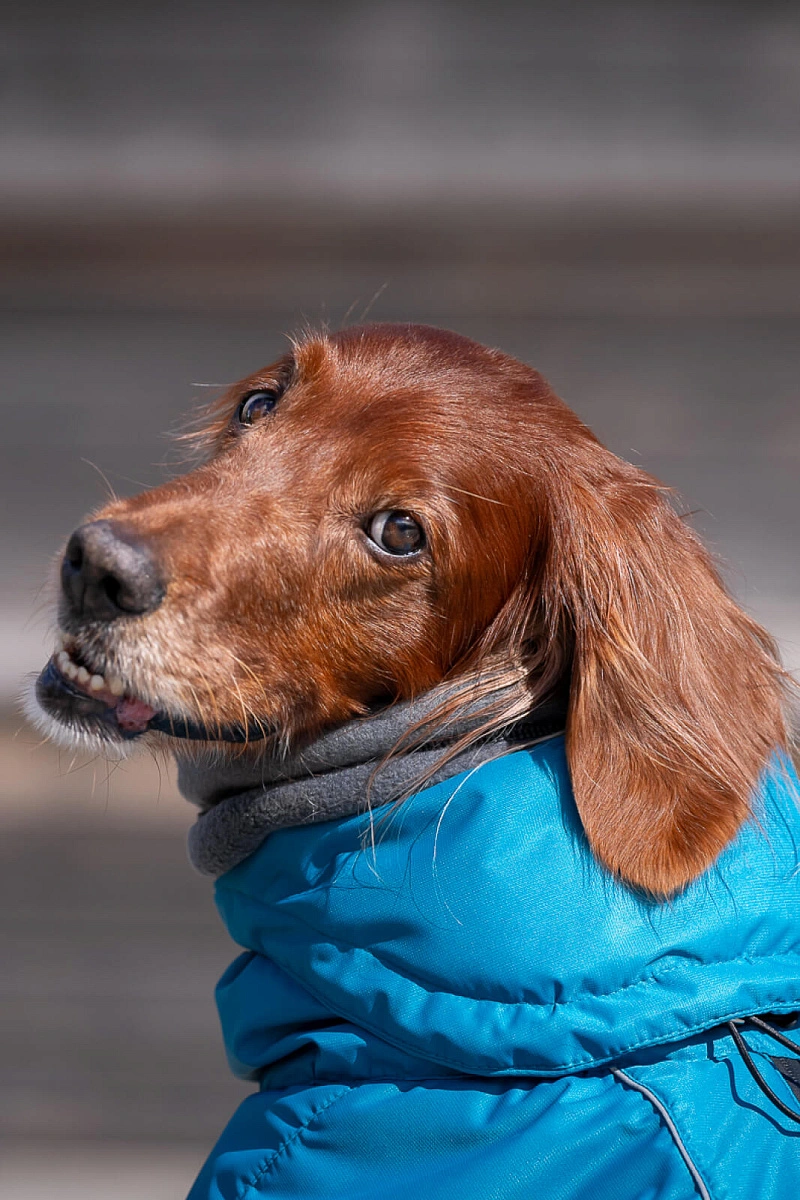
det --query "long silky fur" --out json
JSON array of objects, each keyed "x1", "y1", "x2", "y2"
[{"x1": 31, "y1": 321, "x2": 795, "y2": 897}]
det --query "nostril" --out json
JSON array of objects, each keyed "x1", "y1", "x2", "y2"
[
  {"x1": 64, "y1": 533, "x2": 84, "y2": 572},
  {"x1": 100, "y1": 572, "x2": 122, "y2": 611},
  {"x1": 60, "y1": 520, "x2": 166, "y2": 622},
  {"x1": 97, "y1": 570, "x2": 152, "y2": 615}
]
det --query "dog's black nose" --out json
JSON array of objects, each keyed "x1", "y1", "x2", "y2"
[{"x1": 61, "y1": 520, "x2": 166, "y2": 621}]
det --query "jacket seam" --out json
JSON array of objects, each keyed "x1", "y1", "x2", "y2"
[
  {"x1": 214, "y1": 893, "x2": 800, "y2": 1072},
  {"x1": 218, "y1": 880, "x2": 800, "y2": 1012},
  {"x1": 239, "y1": 1085, "x2": 352, "y2": 1197},
  {"x1": 269, "y1": 952, "x2": 800, "y2": 1075}
]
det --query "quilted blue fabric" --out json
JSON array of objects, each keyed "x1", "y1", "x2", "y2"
[{"x1": 188, "y1": 737, "x2": 800, "y2": 1198}]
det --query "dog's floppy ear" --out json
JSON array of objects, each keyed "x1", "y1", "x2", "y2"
[{"x1": 539, "y1": 450, "x2": 787, "y2": 896}]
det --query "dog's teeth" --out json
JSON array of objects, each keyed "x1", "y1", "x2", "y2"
[{"x1": 53, "y1": 644, "x2": 126, "y2": 700}]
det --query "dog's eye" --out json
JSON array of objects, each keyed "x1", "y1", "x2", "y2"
[
  {"x1": 367, "y1": 510, "x2": 425, "y2": 556},
  {"x1": 237, "y1": 388, "x2": 281, "y2": 426}
]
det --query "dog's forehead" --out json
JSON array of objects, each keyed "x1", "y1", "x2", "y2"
[
  {"x1": 228, "y1": 324, "x2": 564, "y2": 460},
  {"x1": 296, "y1": 323, "x2": 506, "y2": 392},
  {"x1": 326, "y1": 322, "x2": 496, "y2": 360}
]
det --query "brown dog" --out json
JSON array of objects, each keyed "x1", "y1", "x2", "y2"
[{"x1": 30, "y1": 322, "x2": 789, "y2": 895}]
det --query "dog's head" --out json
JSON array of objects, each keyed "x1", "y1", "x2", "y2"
[{"x1": 30, "y1": 323, "x2": 789, "y2": 894}]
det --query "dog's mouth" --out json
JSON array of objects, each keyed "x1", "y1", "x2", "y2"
[{"x1": 33, "y1": 639, "x2": 269, "y2": 745}]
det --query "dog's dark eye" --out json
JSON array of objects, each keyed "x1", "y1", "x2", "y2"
[
  {"x1": 237, "y1": 388, "x2": 281, "y2": 426},
  {"x1": 367, "y1": 511, "x2": 425, "y2": 556}
]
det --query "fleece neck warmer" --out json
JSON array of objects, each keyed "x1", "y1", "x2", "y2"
[{"x1": 178, "y1": 683, "x2": 568, "y2": 877}]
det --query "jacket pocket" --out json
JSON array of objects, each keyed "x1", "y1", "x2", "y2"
[{"x1": 619, "y1": 1030, "x2": 800, "y2": 1200}]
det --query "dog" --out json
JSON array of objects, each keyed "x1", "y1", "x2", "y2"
[
  {"x1": 29, "y1": 323, "x2": 800, "y2": 1199},
  {"x1": 30, "y1": 321, "x2": 788, "y2": 891}
]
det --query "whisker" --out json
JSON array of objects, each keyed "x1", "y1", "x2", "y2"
[
  {"x1": 80, "y1": 458, "x2": 118, "y2": 503},
  {"x1": 444, "y1": 485, "x2": 509, "y2": 507},
  {"x1": 188, "y1": 676, "x2": 218, "y2": 741},
  {"x1": 339, "y1": 296, "x2": 362, "y2": 329},
  {"x1": 358, "y1": 281, "x2": 390, "y2": 323},
  {"x1": 228, "y1": 654, "x2": 273, "y2": 739}
]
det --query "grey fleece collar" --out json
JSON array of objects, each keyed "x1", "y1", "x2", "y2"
[{"x1": 178, "y1": 685, "x2": 568, "y2": 877}]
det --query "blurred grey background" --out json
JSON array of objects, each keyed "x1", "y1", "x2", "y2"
[{"x1": 2, "y1": 2, "x2": 799, "y2": 1196}]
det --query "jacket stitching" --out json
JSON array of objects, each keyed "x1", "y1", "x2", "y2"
[
  {"x1": 239, "y1": 1085, "x2": 351, "y2": 1197},
  {"x1": 269, "y1": 952, "x2": 800, "y2": 1075},
  {"x1": 218, "y1": 879, "x2": 800, "y2": 1013}
]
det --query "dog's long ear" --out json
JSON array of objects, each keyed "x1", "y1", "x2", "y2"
[{"x1": 540, "y1": 450, "x2": 788, "y2": 896}]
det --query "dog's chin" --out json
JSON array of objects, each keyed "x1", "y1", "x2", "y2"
[
  {"x1": 23, "y1": 674, "x2": 139, "y2": 759},
  {"x1": 27, "y1": 644, "x2": 272, "y2": 755}
]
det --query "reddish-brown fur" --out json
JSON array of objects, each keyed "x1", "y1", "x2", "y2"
[{"x1": 81, "y1": 323, "x2": 789, "y2": 895}]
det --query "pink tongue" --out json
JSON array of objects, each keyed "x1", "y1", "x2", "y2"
[{"x1": 115, "y1": 696, "x2": 157, "y2": 733}]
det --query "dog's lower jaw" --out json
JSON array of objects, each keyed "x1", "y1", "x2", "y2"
[
  {"x1": 22, "y1": 676, "x2": 137, "y2": 759},
  {"x1": 28, "y1": 650, "x2": 274, "y2": 754}
]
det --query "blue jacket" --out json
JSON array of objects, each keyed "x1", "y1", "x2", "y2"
[{"x1": 188, "y1": 737, "x2": 800, "y2": 1199}]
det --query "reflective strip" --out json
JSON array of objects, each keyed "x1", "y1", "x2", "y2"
[{"x1": 612, "y1": 1068, "x2": 711, "y2": 1200}]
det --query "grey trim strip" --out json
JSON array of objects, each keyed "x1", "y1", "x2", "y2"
[{"x1": 612, "y1": 1068, "x2": 712, "y2": 1200}]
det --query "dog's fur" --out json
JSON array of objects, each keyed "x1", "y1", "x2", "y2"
[{"x1": 33, "y1": 323, "x2": 791, "y2": 895}]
